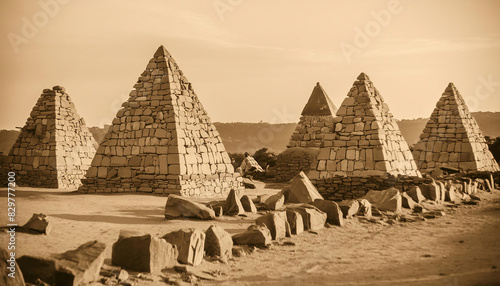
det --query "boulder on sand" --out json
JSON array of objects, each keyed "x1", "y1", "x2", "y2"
[
  {"x1": 285, "y1": 209, "x2": 304, "y2": 235},
  {"x1": 311, "y1": 199, "x2": 344, "y2": 226},
  {"x1": 419, "y1": 183, "x2": 439, "y2": 202},
  {"x1": 232, "y1": 225, "x2": 272, "y2": 246},
  {"x1": 19, "y1": 241, "x2": 106, "y2": 285},
  {"x1": 223, "y1": 189, "x2": 244, "y2": 216},
  {"x1": 255, "y1": 211, "x2": 287, "y2": 240},
  {"x1": 112, "y1": 232, "x2": 177, "y2": 273},
  {"x1": 164, "y1": 195, "x2": 215, "y2": 220},
  {"x1": 264, "y1": 193, "x2": 285, "y2": 210},
  {"x1": 357, "y1": 199, "x2": 372, "y2": 217},
  {"x1": 55, "y1": 240, "x2": 106, "y2": 285},
  {"x1": 288, "y1": 205, "x2": 327, "y2": 231},
  {"x1": 22, "y1": 213, "x2": 52, "y2": 235},
  {"x1": 407, "y1": 186, "x2": 426, "y2": 203},
  {"x1": 240, "y1": 195, "x2": 257, "y2": 213},
  {"x1": 363, "y1": 188, "x2": 402, "y2": 212},
  {"x1": 337, "y1": 200, "x2": 360, "y2": 218},
  {"x1": 401, "y1": 192, "x2": 416, "y2": 210},
  {"x1": 163, "y1": 229, "x2": 205, "y2": 266},
  {"x1": 204, "y1": 225, "x2": 233, "y2": 262},
  {"x1": 288, "y1": 171, "x2": 324, "y2": 203}
]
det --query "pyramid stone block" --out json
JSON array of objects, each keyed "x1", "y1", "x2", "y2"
[
  {"x1": 310, "y1": 73, "x2": 420, "y2": 179},
  {"x1": 1, "y1": 86, "x2": 97, "y2": 189},
  {"x1": 79, "y1": 46, "x2": 242, "y2": 197},
  {"x1": 412, "y1": 83, "x2": 499, "y2": 173}
]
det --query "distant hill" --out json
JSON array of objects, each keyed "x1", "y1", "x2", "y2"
[{"x1": 1, "y1": 112, "x2": 499, "y2": 155}]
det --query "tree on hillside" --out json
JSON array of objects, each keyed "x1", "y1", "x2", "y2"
[{"x1": 253, "y1": 148, "x2": 277, "y2": 170}]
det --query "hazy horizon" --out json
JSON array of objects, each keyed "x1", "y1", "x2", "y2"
[{"x1": 1, "y1": 0, "x2": 500, "y2": 130}]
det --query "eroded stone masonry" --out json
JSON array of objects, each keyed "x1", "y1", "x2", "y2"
[
  {"x1": 412, "y1": 83, "x2": 499, "y2": 173},
  {"x1": 0, "y1": 86, "x2": 97, "y2": 188},
  {"x1": 308, "y1": 73, "x2": 421, "y2": 200},
  {"x1": 79, "y1": 46, "x2": 242, "y2": 197},
  {"x1": 275, "y1": 83, "x2": 337, "y2": 181}
]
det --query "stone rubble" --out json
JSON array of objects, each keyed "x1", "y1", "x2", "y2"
[
  {"x1": 163, "y1": 229, "x2": 206, "y2": 266},
  {"x1": 164, "y1": 194, "x2": 215, "y2": 220}
]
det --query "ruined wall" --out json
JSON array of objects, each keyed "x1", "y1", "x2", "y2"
[{"x1": 274, "y1": 148, "x2": 319, "y2": 182}]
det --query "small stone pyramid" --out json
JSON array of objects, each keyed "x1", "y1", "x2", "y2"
[
  {"x1": 288, "y1": 82, "x2": 337, "y2": 148},
  {"x1": 412, "y1": 83, "x2": 499, "y2": 173},
  {"x1": 2, "y1": 86, "x2": 97, "y2": 188},
  {"x1": 79, "y1": 46, "x2": 242, "y2": 196},
  {"x1": 309, "y1": 73, "x2": 420, "y2": 179}
]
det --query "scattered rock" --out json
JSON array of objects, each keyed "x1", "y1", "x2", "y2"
[
  {"x1": 311, "y1": 199, "x2": 344, "y2": 226},
  {"x1": 242, "y1": 178, "x2": 257, "y2": 189},
  {"x1": 255, "y1": 211, "x2": 287, "y2": 240},
  {"x1": 18, "y1": 241, "x2": 106, "y2": 285},
  {"x1": 204, "y1": 225, "x2": 233, "y2": 263},
  {"x1": 240, "y1": 195, "x2": 257, "y2": 213},
  {"x1": 357, "y1": 199, "x2": 372, "y2": 217},
  {"x1": 163, "y1": 228, "x2": 205, "y2": 266},
  {"x1": 17, "y1": 256, "x2": 57, "y2": 285},
  {"x1": 337, "y1": 200, "x2": 360, "y2": 218},
  {"x1": 469, "y1": 194, "x2": 481, "y2": 201},
  {"x1": 22, "y1": 213, "x2": 52, "y2": 235},
  {"x1": 0, "y1": 247, "x2": 25, "y2": 286},
  {"x1": 232, "y1": 245, "x2": 255, "y2": 257},
  {"x1": 285, "y1": 221, "x2": 291, "y2": 237},
  {"x1": 288, "y1": 171, "x2": 324, "y2": 203},
  {"x1": 401, "y1": 192, "x2": 416, "y2": 210},
  {"x1": 112, "y1": 232, "x2": 177, "y2": 273},
  {"x1": 174, "y1": 265, "x2": 216, "y2": 280},
  {"x1": 363, "y1": 188, "x2": 402, "y2": 212},
  {"x1": 285, "y1": 209, "x2": 304, "y2": 235},
  {"x1": 413, "y1": 205, "x2": 426, "y2": 213},
  {"x1": 407, "y1": 186, "x2": 426, "y2": 203},
  {"x1": 54, "y1": 240, "x2": 106, "y2": 285},
  {"x1": 264, "y1": 193, "x2": 285, "y2": 210},
  {"x1": 213, "y1": 205, "x2": 223, "y2": 217},
  {"x1": 222, "y1": 189, "x2": 244, "y2": 216},
  {"x1": 422, "y1": 211, "x2": 445, "y2": 219},
  {"x1": 444, "y1": 185, "x2": 457, "y2": 202},
  {"x1": 164, "y1": 195, "x2": 215, "y2": 220},
  {"x1": 288, "y1": 205, "x2": 327, "y2": 231},
  {"x1": 232, "y1": 225, "x2": 272, "y2": 246},
  {"x1": 419, "y1": 183, "x2": 439, "y2": 201}
]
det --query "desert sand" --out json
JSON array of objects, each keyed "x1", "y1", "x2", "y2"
[{"x1": 1, "y1": 181, "x2": 499, "y2": 285}]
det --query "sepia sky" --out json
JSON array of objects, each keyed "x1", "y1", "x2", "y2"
[{"x1": 0, "y1": 0, "x2": 499, "y2": 130}]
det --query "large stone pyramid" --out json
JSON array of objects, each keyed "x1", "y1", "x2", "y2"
[
  {"x1": 309, "y1": 73, "x2": 420, "y2": 179},
  {"x1": 412, "y1": 83, "x2": 499, "y2": 173},
  {"x1": 79, "y1": 46, "x2": 242, "y2": 197},
  {"x1": 2, "y1": 86, "x2": 97, "y2": 188},
  {"x1": 287, "y1": 82, "x2": 337, "y2": 148}
]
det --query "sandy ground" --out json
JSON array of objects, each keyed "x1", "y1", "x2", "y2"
[{"x1": 1, "y1": 182, "x2": 499, "y2": 286}]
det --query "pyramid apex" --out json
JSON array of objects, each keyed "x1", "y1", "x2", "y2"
[
  {"x1": 301, "y1": 82, "x2": 337, "y2": 116},
  {"x1": 153, "y1": 45, "x2": 169, "y2": 57},
  {"x1": 445, "y1": 82, "x2": 457, "y2": 93},
  {"x1": 357, "y1": 72, "x2": 370, "y2": 81}
]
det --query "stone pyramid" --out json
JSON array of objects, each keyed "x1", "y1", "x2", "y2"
[
  {"x1": 2, "y1": 86, "x2": 97, "y2": 188},
  {"x1": 288, "y1": 82, "x2": 337, "y2": 148},
  {"x1": 79, "y1": 46, "x2": 242, "y2": 197},
  {"x1": 412, "y1": 83, "x2": 499, "y2": 173},
  {"x1": 309, "y1": 73, "x2": 421, "y2": 179}
]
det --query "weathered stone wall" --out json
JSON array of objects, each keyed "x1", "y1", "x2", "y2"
[
  {"x1": 0, "y1": 87, "x2": 96, "y2": 189},
  {"x1": 287, "y1": 115, "x2": 336, "y2": 148},
  {"x1": 413, "y1": 83, "x2": 500, "y2": 173},
  {"x1": 274, "y1": 148, "x2": 319, "y2": 182},
  {"x1": 79, "y1": 46, "x2": 242, "y2": 197},
  {"x1": 311, "y1": 175, "x2": 432, "y2": 201}
]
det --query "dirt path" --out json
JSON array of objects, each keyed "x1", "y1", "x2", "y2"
[{"x1": 1, "y1": 184, "x2": 499, "y2": 285}]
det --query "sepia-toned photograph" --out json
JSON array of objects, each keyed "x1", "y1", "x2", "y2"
[{"x1": 1, "y1": 1, "x2": 499, "y2": 285}]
